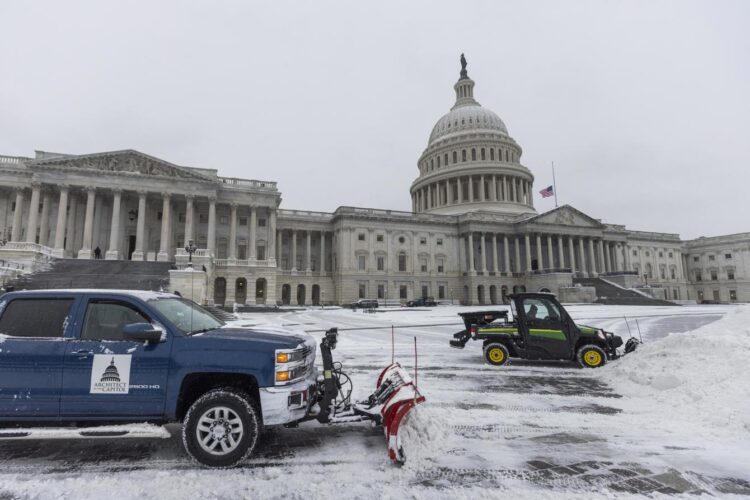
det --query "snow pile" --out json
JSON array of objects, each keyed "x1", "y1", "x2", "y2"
[
  {"x1": 397, "y1": 405, "x2": 452, "y2": 469},
  {"x1": 603, "y1": 305, "x2": 750, "y2": 436}
]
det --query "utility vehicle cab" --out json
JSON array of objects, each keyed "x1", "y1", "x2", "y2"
[{"x1": 449, "y1": 292, "x2": 638, "y2": 368}]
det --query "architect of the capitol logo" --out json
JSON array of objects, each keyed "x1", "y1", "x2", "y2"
[{"x1": 0, "y1": 55, "x2": 746, "y2": 304}]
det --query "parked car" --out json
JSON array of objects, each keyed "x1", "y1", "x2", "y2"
[
  {"x1": 406, "y1": 297, "x2": 437, "y2": 307},
  {"x1": 345, "y1": 299, "x2": 379, "y2": 309}
]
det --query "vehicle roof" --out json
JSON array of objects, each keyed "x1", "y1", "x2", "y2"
[
  {"x1": 507, "y1": 292, "x2": 557, "y2": 300},
  {"x1": 0, "y1": 289, "x2": 177, "y2": 301}
]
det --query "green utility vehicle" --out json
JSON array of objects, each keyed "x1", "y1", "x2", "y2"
[{"x1": 449, "y1": 293, "x2": 639, "y2": 368}]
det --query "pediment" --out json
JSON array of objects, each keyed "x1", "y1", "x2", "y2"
[
  {"x1": 29, "y1": 150, "x2": 213, "y2": 182},
  {"x1": 528, "y1": 205, "x2": 603, "y2": 229}
]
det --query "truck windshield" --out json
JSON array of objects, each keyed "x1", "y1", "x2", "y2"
[{"x1": 149, "y1": 298, "x2": 224, "y2": 335}]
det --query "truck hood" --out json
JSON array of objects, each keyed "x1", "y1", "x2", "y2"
[{"x1": 189, "y1": 326, "x2": 310, "y2": 350}]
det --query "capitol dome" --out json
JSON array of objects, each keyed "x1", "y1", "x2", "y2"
[{"x1": 410, "y1": 55, "x2": 536, "y2": 217}]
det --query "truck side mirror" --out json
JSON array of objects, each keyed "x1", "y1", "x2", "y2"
[{"x1": 123, "y1": 323, "x2": 163, "y2": 343}]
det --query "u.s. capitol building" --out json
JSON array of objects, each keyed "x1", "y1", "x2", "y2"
[{"x1": 0, "y1": 59, "x2": 747, "y2": 305}]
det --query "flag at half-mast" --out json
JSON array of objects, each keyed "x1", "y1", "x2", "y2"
[{"x1": 539, "y1": 185, "x2": 554, "y2": 198}]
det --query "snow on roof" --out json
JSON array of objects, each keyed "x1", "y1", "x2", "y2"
[{"x1": 6, "y1": 289, "x2": 177, "y2": 300}]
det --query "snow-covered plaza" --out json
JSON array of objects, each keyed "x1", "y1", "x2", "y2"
[{"x1": 0, "y1": 303, "x2": 748, "y2": 499}]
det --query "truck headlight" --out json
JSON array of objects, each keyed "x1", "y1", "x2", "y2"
[{"x1": 275, "y1": 345, "x2": 310, "y2": 385}]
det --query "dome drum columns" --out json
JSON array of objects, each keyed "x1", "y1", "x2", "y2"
[{"x1": 411, "y1": 174, "x2": 534, "y2": 214}]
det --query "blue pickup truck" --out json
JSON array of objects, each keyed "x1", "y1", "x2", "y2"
[{"x1": 0, "y1": 289, "x2": 318, "y2": 467}]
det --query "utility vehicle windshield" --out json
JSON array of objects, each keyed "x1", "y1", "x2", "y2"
[{"x1": 149, "y1": 298, "x2": 224, "y2": 334}]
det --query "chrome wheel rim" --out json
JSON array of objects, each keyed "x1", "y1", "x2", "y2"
[{"x1": 196, "y1": 406, "x2": 244, "y2": 455}]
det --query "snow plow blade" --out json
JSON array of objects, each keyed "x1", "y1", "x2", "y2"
[
  {"x1": 372, "y1": 363, "x2": 426, "y2": 464},
  {"x1": 313, "y1": 328, "x2": 425, "y2": 465}
]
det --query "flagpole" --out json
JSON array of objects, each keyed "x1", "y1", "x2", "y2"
[{"x1": 551, "y1": 161, "x2": 558, "y2": 207}]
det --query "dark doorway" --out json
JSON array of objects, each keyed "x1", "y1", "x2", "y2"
[
  {"x1": 214, "y1": 278, "x2": 226, "y2": 306},
  {"x1": 281, "y1": 284, "x2": 291, "y2": 305},
  {"x1": 128, "y1": 235, "x2": 136, "y2": 260}
]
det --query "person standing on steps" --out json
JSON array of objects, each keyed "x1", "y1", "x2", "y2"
[{"x1": 94, "y1": 246, "x2": 101, "y2": 259}]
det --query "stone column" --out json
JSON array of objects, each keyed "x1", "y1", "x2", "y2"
[
  {"x1": 65, "y1": 193, "x2": 78, "y2": 255},
  {"x1": 479, "y1": 175, "x2": 485, "y2": 202},
  {"x1": 502, "y1": 176, "x2": 508, "y2": 201},
  {"x1": 503, "y1": 236, "x2": 510, "y2": 274},
  {"x1": 557, "y1": 235, "x2": 565, "y2": 268},
  {"x1": 598, "y1": 240, "x2": 606, "y2": 273},
  {"x1": 457, "y1": 178, "x2": 463, "y2": 203},
  {"x1": 207, "y1": 196, "x2": 217, "y2": 255},
  {"x1": 268, "y1": 208, "x2": 277, "y2": 264},
  {"x1": 491, "y1": 176, "x2": 497, "y2": 201},
  {"x1": 247, "y1": 206, "x2": 256, "y2": 260},
  {"x1": 579, "y1": 238, "x2": 587, "y2": 275},
  {"x1": 10, "y1": 189, "x2": 25, "y2": 242},
  {"x1": 605, "y1": 242, "x2": 612, "y2": 272},
  {"x1": 184, "y1": 195, "x2": 194, "y2": 246},
  {"x1": 588, "y1": 238, "x2": 596, "y2": 274},
  {"x1": 530, "y1": 183, "x2": 535, "y2": 208},
  {"x1": 291, "y1": 230, "x2": 297, "y2": 272},
  {"x1": 78, "y1": 186, "x2": 96, "y2": 259},
  {"x1": 132, "y1": 191, "x2": 147, "y2": 261},
  {"x1": 468, "y1": 176, "x2": 474, "y2": 202},
  {"x1": 524, "y1": 234, "x2": 532, "y2": 272},
  {"x1": 568, "y1": 237, "x2": 576, "y2": 273},
  {"x1": 467, "y1": 233, "x2": 475, "y2": 273},
  {"x1": 105, "y1": 189, "x2": 123, "y2": 260},
  {"x1": 492, "y1": 234, "x2": 498, "y2": 272},
  {"x1": 39, "y1": 191, "x2": 51, "y2": 247},
  {"x1": 320, "y1": 231, "x2": 326, "y2": 273},
  {"x1": 512, "y1": 179, "x2": 518, "y2": 202},
  {"x1": 547, "y1": 234, "x2": 554, "y2": 269},
  {"x1": 276, "y1": 230, "x2": 282, "y2": 265},
  {"x1": 305, "y1": 231, "x2": 312, "y2": 273},
  {"x1": 514, "y1": 236, "x2": 521, "y2": 273},
  {"x1": 26, "y1": 182, "x2": 41, "y2": 243},
  {"x1": 623, "y1": 243, "x2": 631, "y2": 271},
  {"x1": 227, "y1": 203, "x2": 238, "y2": 260},
  {"x1": 478, "y1": 233, "x2": 486, "y2": 272},
  {"x1": 157, "y1": 193, "x2": 172, "y2": 261},
  {"x1": 52, "y1": 186, "x2": 69, "y2": 257},
  {"x1": 536, "y1": 234, "x2": 543, "y2": 270}
]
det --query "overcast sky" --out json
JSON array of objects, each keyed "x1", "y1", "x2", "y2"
[{"x1": 1, "y1": 1, "x2": 748, "y2": 239}]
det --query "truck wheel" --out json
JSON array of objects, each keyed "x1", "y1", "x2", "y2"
[
  {"x1": 182, "y1": 388, "x2": 260, "y2": 468},
  {"x1": 483, "y1": 343, "x2": 510, "y2": 366},
  {"x1": 577, "y1": 345, "x2": 607, "y2": 368}
]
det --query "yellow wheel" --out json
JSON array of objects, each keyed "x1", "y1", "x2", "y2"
[
  {"x1": 577, "y1": 345, "x2": 606, "y2": 368},
  {"x1": 483, "y1": 343, "x2": 509, "y2": 366}
]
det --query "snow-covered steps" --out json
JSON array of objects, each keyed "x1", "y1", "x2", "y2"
[{"x1": 0, "y1": 424, "x2": 171, "y2": 440}]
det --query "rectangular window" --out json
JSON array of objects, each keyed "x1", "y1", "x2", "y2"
[
  {"x1": 0, "y1": 298, "x2": 74, "y2": 338},
  {"x1": 696, "y1": 271, "x2": 702, "y2": 282},
  {"x1": 219, "y1": 216, "x2": 229, "y2": 225},
  {"x1": 713, "y1": 290, "x2": 720, "y2": 301},
  {"x1": 660, "y1": 269, "x2": 666, "y2": 279},
  {"x1": 157, "y1": 211, "x2": 163, "y2": 221},
  {"x1": 633, "y1": 250, "x2": 638, "y2": 256},
  {"x1": 358, "y1": 283, "x2": 366, "y2": 299},
  {"x1": 420, "y1": 237, "x2": 427, "y2": 245},
  {"x1": 438, "y1": 286, "x2": 445, "y2": 299},
  {"x1": 398, "y1": 254, "x2": 406, "y2": 272},
  {"x1": 437, "y1": 259, "x2": 444, "y2": 273},
  {"x1": 399, "y1": 285, "x2": 407, "y2": 299},
  {"x1": 377, "y1": 284, "x2": 385, "y2": 299},
  {"x1": 376, "y1": 234, "x2": 384, "y2": 242},
  {"x1": 670, "y1": 268, "x2": 675, "y2": 279},
  {"x1": 257, "y1": 246, "x2": 266, "y2": 260},
  {"x1": 258, "y1": 218, "x2": 266, "y2": 227},
  {"x1": 725, "y1": 253, "x2": 732, "y2": 259},
  {"x1": 377, "y1": 256, "x2": 384, "y2": 271},
  {"x1": 709, "y1": 255, "x2": 715, "y2": 261},
  {"x1": 659, "y1": 252, "x2": 663, "y2": 258},
  {"x1": 730, "y1": 290, "x2": 737, "y2": 301},
  {"x1": 421, "y1": 263, "x2": 427, "y2": 272},
  {"x1": 82, "y1": 300, "x2": 149, "y2": 341},
  {"x1": 358, "y1": 233, "x2": 365, "y2": 241},
  {"x1": 728, "y1": 270, "x2": 735, "y2": 280},
  {"x1": 668, "y1": 252, "x2": 673, "y2": 258},
  {"x1": 437, "y1": 238, "x2": 443, "y2": 246},
  {"x1": 239, "y1": 217, "x2": 247, "y2": 226},
  {"x1": 710, "y1": 270, "x2": 718, "y2": 281},
  {"x1": 237, "y1": 245, "x2": 246, "y2": 260},
  {"x1": 358, "y1": 255, "x2": 366, "y2": 271},
  {"x1": 693, "y1": 256, "x2": 699, "y2": 262}
]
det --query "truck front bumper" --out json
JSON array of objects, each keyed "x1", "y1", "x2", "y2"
[{"x1": 259, "y1": 368, "x2": 318, "y2": 426}]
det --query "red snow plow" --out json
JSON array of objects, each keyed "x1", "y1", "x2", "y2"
[{"x1": 304, "y1": 328, "x2": 425, "y2": 464}]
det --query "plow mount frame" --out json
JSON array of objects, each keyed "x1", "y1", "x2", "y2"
[{"x1": 306, "y1": 327, "x2": 425, "y2": 464}]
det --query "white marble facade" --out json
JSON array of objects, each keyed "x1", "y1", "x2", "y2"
[{"x1": 0, "y1": 61, "x2": 746, "y2": 304}]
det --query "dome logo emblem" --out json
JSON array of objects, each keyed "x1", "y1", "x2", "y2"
[{"x1": 90, "y1": 355, "x2": 131, "y2": 394}]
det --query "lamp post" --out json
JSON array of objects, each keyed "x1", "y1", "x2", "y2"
[
  {"x1": 185, "y1": 239, "x2": 197, "y2": 269},
  {"x1": 450, "y1": 288, "x2": 454, "y2": 305},
  {"x1": 321, "y1": 290, "x2": 325, "y2": 310},
  {"x1": 384, "y1": 283, "x2": 388, "y2": 308}
]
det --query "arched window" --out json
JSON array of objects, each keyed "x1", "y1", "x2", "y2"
[
  {"x1": 480, "y1": 148, "x2": 486, "y2": 160},
  {"x1": 462, "y1": 150, "x2": 467, "y2": 162},
  {"x1": 444, "y1": 153, "x2": 448, "y2": 165},
  {"x1": 505, "y1": 150, "x2": 509, "y2": 161},
  {"x1": 471, "y1": 148, "x2": 476, "y2": 161},
  {"x1": 437, "y1": 156, "x2": 440, "y2": 168},
  {"x1": 490, "y1": 148, "x2": 495, "y2": 160},
  {"x1": 452, "y1": 151, "x2": 458, "y2": 163},
  {"x1": 430, "y1": 158, "x2": 434, "y2": 170}
]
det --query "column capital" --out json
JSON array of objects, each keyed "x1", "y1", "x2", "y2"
[
  {"x1": 85, "y1": 185, "x2": 97, "y2": 194},
  {"x1": 137, "y1": 189, "x2": 148, "y2": 197},
  {"x1": 58, "y1": 183, "x2": 70, "y2": 192},
  {"x1": 184, "y1": 193, "x2": 195, "y2": 201},
  {"x1": 160, "y1": 191, "x2": 172, "y2": 200},
  {"x1": 230, "y1": 202, "x2": 239, "y2": 209},
  {"x1": 208, "y1": 194, "x2": 217, "y2": 203},
  {"x1": 30, "y1": 180, "x2": 43, "y2": 189},
  {"x1": 111, "y1": 187, "x2": 123, "y2": 195}
]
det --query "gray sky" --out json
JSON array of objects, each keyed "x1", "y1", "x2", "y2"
[{"x1": 1, "y1": 0, "x2": 748, "y2": 239}]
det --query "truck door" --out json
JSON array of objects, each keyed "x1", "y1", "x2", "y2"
[
  {"x1": 518, "y1": 296, "x2": 571, "y2": 359},
  {"x1": 0, "y1": 296, "x2": 75, "y2": 418},
  {"x1": 60, "y1": 296, "x2": 172, "y2": 418}
]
